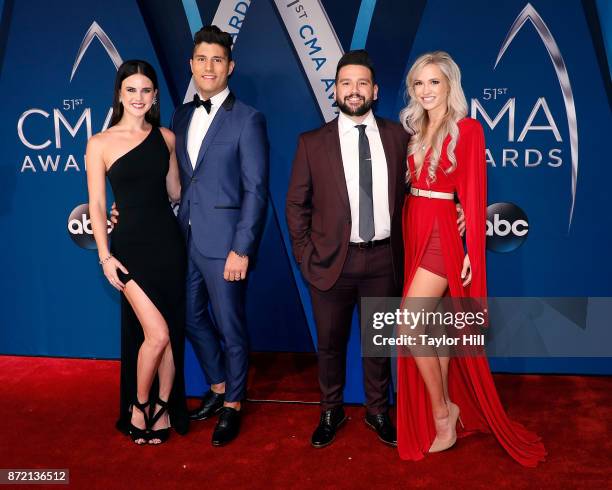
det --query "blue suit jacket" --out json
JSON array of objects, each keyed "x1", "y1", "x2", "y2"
[{"x1": 171, "y1": 93, "x2": 269, "y2": 259}]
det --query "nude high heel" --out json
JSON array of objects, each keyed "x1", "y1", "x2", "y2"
[{"x1": 429, "y1": 402, "x2": 461, "y2": 453}]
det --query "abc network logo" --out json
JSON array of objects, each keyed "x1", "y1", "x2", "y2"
[
  {"x1": 68, "y1": 203, "x2": 111, "y2": 249},
  {"x1": 486, "y1": 202, "x2": 528, "y2": 253}
]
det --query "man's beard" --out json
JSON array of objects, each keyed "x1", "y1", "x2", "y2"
[{"x1": 336, "y1": 94, "x2": 374, "y2": 117}]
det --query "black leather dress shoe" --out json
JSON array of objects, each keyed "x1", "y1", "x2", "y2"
[
  {"x1": 212, "y1": 407, "x2": 241, "y2": 446},
  {"x1": 189, "y1": 390, "x2": 224, "y2": 421},
  {"x1": 365, "y1": 411, "x2": 397, "y2": 446},
  {"x1": 311, "y1": 407, "x2": 347, "y2": 448}
]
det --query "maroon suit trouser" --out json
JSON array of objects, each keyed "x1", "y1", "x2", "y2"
[{"x1": 308, "y1": 243, "x2": 396, "y2": 414}]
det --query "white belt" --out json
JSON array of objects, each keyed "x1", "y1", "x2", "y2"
[{"x1": 410, "y1": 187, "x2": 454, "y2": 200}]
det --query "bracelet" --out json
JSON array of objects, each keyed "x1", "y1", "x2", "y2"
[
  {"x1": 231, "y1": 250, "x2": 248, "y2": 258},
  {"x1": 99, "y1": 254, "x2": 113, "y2": 265}
]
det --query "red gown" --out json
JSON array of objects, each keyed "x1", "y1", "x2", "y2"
[{"x1": 396, "y1": 118, "x2": 546, "y2": 466}]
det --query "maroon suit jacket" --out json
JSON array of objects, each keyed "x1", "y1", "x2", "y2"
[{"x1": 286, "y1": 116, "x2": 409, "y2": 291}]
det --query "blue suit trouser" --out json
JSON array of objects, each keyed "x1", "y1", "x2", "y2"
[{"x1": 185, "y1": 234, "x2": 249, "y2": 402}]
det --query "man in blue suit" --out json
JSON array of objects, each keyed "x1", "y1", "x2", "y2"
[{"x1": 172, "y1": 25, "x2": 268, "y2": 446}]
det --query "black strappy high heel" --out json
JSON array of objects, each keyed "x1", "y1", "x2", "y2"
[
  {"x1": 130, "y1": 399, "x2": 151, "y2": 445},
  {"x1": 148, "y1": 398, "x2": 170, "y2": 445}
]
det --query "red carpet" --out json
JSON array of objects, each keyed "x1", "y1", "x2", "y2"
[{"x1": 1, "y1": 354, "x2": 610, "y2": 489}]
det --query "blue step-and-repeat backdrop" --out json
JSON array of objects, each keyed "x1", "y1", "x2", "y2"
[{"x1": 1, "y1": 0, "x2": 611, "y2": 401}]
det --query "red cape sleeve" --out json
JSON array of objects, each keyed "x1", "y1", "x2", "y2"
[{"x1": 455, "y1": 119, "x2": 488, "y2": 299}]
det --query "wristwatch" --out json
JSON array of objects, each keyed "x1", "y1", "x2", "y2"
[{"x1": 231, "y1": 250, "x2": 248, "y2": 258}]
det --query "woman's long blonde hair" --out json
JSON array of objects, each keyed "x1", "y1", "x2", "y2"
[{"x1": 399, "y1": 51, "x2": 468, "y2": 182}]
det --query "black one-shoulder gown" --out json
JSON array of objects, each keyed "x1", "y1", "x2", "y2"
[{"x1": 106, "y1": 127, "x2": 189, "y2": 436}]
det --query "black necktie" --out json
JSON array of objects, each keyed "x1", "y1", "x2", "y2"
[
  {"x1": 356, "y1": 124, "x2": 375, "y2": 242},
  {"x1": 193, "y1": 94, "x2": 212, "y2": 114}
]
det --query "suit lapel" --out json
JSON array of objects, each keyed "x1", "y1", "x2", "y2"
[
  {"x1": 377, "y1": 117, "x2": 399, "y2": 220},
  {"x1": 193, "y1": 92, "x2": 235, "y2": 173},
  {"x1": 175, "y1": 104, "x2": 195, "y2": 175},
  {"x1": 325, "y1": 118, "x2": 350, "y2": 213}
]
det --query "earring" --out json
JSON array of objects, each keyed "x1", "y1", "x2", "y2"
[{"x1": 153, "y1": 97, "x2": 158, "y2": 105}]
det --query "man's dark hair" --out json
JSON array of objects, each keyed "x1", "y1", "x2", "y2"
[
  {"x1": 335, "y1": 49, "x2": 376, "y2": 83},
  {"x1": 193, "y1": 25, "x2": 233, "y2": 60}
]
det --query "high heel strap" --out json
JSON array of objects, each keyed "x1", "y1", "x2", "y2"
[
  {"x1": 130, "y1": 398, "x2": 151, "y2": 444},
  {"x1": 149, "y1": 398, "x2": 169, "y2": 427},
  {"x1": 133, "y1": 398, "x2": 151, "y2": 427},
  {"x1": 148, "y1": 398, "x2": 171, "y2": 444}
]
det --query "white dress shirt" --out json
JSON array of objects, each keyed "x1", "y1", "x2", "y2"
[
  {"x1": 187, "y1": 86, "x2": 230, "y2": 169},
  {"x1": 338, "y1": 110, "x2": 390, "y2": 242}
]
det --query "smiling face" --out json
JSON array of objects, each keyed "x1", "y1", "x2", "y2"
[
  {"x1": 334, "y1": 64, "x2": 378, "y2": 120},
  {"x1": 119, "y1": 73, "x2": 156, "y2": 118},
  {"x1": 412, "y1": 63, "x2": 449, "y2": 117},
  {"x1": 190, "y1": 42, "x2": 234, "y2": 100}
]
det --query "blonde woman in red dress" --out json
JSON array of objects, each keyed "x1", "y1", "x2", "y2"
[{"x1": 396, "y1": 51, "x2": 546, "y2": 466}]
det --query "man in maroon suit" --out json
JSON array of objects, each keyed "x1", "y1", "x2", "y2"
[{"x1": 286, "y1": 50, "x2": 408, "y2": 448}]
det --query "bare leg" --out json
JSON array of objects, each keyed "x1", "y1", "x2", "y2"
[
  {"x1": 123, "y1": 280, "x2": 172, "y2": 443},
  {"x1": 406, "y1": 267, "x2": 459, "y2": 452},
  {"x1": 149, "y1": 343, "x2": 175, "y2": 443},
  {"x1": 156, "y1": 344, "x2": 175, "y2": 403},
  {"x1": 405, "y1": 267, "x2": 449, "y2": 418},
  {"x1": 439, "y1": 355, "x2": 450, "y2": 403}
]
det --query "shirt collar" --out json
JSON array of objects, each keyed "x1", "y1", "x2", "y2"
[{"x1": 338, "y1": 110, "x2": 377, "y2": 136}]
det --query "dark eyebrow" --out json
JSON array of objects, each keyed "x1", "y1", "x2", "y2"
[
  {"x1": 195, "y1": 55, "x2": 226, "y2": 60},
  {"x1": 337, "y1": 78, "x2": 371, "y2": 83}
]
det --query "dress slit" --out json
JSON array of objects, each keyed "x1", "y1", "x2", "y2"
[
  {"x1": 107, "y1": 127, "x2": 189, "y2": 437},
  {"x1": 397, "y1": 119, "x2": 545, "y2": 466}
]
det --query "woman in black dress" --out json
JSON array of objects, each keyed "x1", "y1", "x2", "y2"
[{"x1": 86, "y1": 60, "x2": 189, "y2": 444}]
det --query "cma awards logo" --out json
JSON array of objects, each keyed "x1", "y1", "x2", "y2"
[
  {"x1": 17, "y1": 21, "x2": 122, "y2": 173},
  {"x1": 486, "y1": 202, "x2": 528, "y2": 253},
  {"x1": 67, "y1": 203, "x2": 112, "y2": 250},
  {"x1": 471, "y1": 3, "x2": 578, "y2": 232}
]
